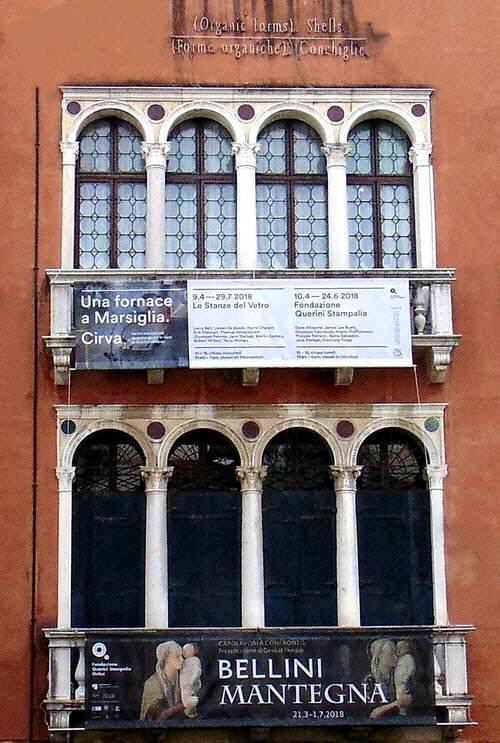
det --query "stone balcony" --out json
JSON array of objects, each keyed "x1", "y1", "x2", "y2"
[
  {"x1": 43, "y1": 268, "x2": 460, "y2": 386},
  {"x1": 43, "y1": 625, "x2": 474, "y2": 740}
]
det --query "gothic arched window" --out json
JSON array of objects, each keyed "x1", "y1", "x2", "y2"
[
  {"x1": 262, "y1": 428, "x2": 336, "y2": 626},
  {"x1": 71, "y1": 430, "x2": 146, "y2": 627},
  {"x1": 256, "y1": 121, "x2": 328, "y2": 269},
  {"x1": 356, "y1": 428, "x2": 433, "y2": 625},
  {"x1": 76, "y1": 118, "x2": 146, "y2": 269},
  {"x1": 347, "y1": 120, "x2": 415, "y2": 268}
]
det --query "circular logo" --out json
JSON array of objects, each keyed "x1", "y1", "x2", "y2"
[{"x1": 92, "y1": 642, "x2": 109, "y2": 660}]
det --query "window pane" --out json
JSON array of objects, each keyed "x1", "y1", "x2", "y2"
[
  {"x1": 117, "y1": 183, "x2": 147, "y2": 269},
  {"x1": 347, "y1": 122, "x2": 372, "y2": 175},
  {"x1": 167, "y1": 121, "x2": 197, "y2": 174},
  {"x1": 256, "y1": 122, "x2": 286, "y2": 174},
  {"x1": 203, "y1": 120, "x2": 234, "y2": 174},
  {"x1": 293, "y1": 122, "x2": 325, "y2": 175},
  {"x1": 117, "y1": 122, "x2": 145, "y2": 173},
  {"x1": 79, "y1": 120, "x2": 111, "y2": 172},
  {"x1": 165, "y1": 183, "x2": 198, "y2": 268},
  {"x1": 204, "y1": 183, "x2": 237, "y2": 269},
  {"x1": 293, "y1": 184, "x2": 328, "y2": 268},
  {"x1": 78, "y1": 182, "x2": 111, "y2": 269},
  {"x1": 377, "y1": 122, "x2": 411, "y2": 175},
  {"x1": 256, "y1": 183, "x2": 288, "y2": 268},
  {"x1": 380, "y1": 184, "x2": 413, "y2": 268},
  {"x1": 347, "y1": 184, "x2": 375, "y2": 268}
]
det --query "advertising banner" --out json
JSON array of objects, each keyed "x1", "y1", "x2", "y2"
[
  {"x1": 73, "y1": 281, "x2": 188, "y2": 369},
  {"x1": 187, "y1": 279, "x2": 412, "y2": 368},
  {"x1": 85, "y1": 629, "x2": 435, "y2": 729}
]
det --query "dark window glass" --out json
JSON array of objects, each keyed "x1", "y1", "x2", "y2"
[
  {"x1": 76, "y1": 118, "x2": 146, "y2": 269},
  {"x1": 356, "y1": 428, "x2": 433, "y2": 626},
  {"x1": 165, "y1": 119, "x2": 236, "y2": 269},
  {"x1": 71, "y1": 431, "x2": 146, "y2": 627},
  {"x1": 256, "y1": 121, "x2": 328, "y2": 269},
  {"x1": 347, "y1": 120, "x2": 415, "y2": 268},
  {"x1": 262, "y1": 429, "x2": 336, "y2": 626},
  {"x1": 167, "y1": 430, "x2": 241, "y2": 626}
]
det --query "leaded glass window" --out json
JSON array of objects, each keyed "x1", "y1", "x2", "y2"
[
  {"x1": 256, "y1": 121, "x2": 328, "y2": 269},
  {"x1": 76, "y1": 118, "x2": 146, "y2": 269},
  {"x1": 347, "y1": 120, "x2": 415, "y2": 268},
  {"x1": 167, "y1": 430, "x2": 241, "y2": 626},
  {"x1": 165, "y1": 119, "x2": 237, "y2": 269},
  {"x1": 356, "y1": 428, "x2": 433, "y2": 626},
  {"x1": 262, "y1": 428, "x2": 336, "y2": 626},
  {"x1": 71, "y1": 431, "x2": 146, "y2": 627}
]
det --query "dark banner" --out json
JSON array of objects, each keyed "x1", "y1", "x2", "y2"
[
  {"x1": 73, "y1": 281, "x2": 188, "y2": 369},
  {"x1": 85, "y1": 630, "x2": 435, "y2": 729}
]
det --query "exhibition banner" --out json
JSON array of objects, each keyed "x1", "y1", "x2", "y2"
[
  {"x1": 73, "y1": 281, "x2": 188, "y2": 369},
  {"x1": 187, "y1": 279, "x2": 412, "y2": 368},
  {"x1": 84, "y1": 629, "x2": 435, "y2": 729}
]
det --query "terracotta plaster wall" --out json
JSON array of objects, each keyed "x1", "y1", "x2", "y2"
[{"x1": 0, "y1": 1, "x2": 498, "y2": 741}]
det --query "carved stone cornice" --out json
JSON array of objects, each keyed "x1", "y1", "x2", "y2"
[
  {"x1": 330, "y1": 465, "x2": 362, "y2": 491},
  {"x1": 140, "y1": 142, "x2": 171, "y2": 167},
  {"x1": 231, "y1": 142, "x2": 261, "y2": 167},
  {"x1": 56, "y1": 467, "x2": 76, "y2": 491},
  {"x1": 425, "y1": 464, "x2": 448, "y2": 489},
  {"x1": 409, "y1": 143, "x2": 432, "y2": 167},
  {"x1": 236, "y1": 466, "x2": 267, "y2": 491},
  {"x1": 140, "y1": 466, "x2": 174, "y2": 491},
  {"x1": 60, "y1": 141, "x2": 79, "y2": 165},
  {"x1": 321, "y1": 143, "x2": 352, "y2": 167}
]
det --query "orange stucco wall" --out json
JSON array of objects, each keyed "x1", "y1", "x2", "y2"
[{"x1": 0, "y1": 1, "x2": 498, "y2": 741}]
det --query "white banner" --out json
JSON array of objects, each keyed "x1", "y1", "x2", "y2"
[{"x1": 187, "y1": 279, "x2": 412, "y2": 368}]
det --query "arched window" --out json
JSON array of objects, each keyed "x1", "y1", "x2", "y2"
[
  {"x1": 71, "y1": 431, "x2": 146, "y2": 627},
  {"x1": 356, "y1": 428, "x2": 433, "y2": 626},
  {"x1": 262, "y1": 429, "x2": 336, "y2": 626},
  {"x1": 76, "y1": 118, "x2": 146, "y2": 269},
  {"x1": 165, "y1": 119, "x2": 237, "y2": 269},
  {"x1": 167, "y1": 430, "x2": 241, "y2": 626},
  {"x1": 347, "y1": 120, "x2": 415, "y2": 268},
  {"x1": 256, "y1": 121, "x2": 328, "y2": 269}
]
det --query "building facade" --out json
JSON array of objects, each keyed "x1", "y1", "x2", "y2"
[{"x1": 0, "y1": 1, "x2": 498, "y2": 742}]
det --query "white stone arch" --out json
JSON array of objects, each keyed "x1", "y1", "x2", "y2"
[
  {"x1": 347, "y1": 418, "x2": 440, "y2": 468},
  {"x1": 158, "y1": 419, "x2": 250, "y2": 469},
  {"x1": 159, "y1": 101, "x2": 243, "y2": 143},
  {"x1": 61, "y1": 419, "x2": 155, "y2": 470},
  {"x1": 66, "y1": 100, "x2": 154, "y2": 143},
  {"x1": 249, "y1": 102, "x2": 330, "y2": 145},
  {"x1": 339, "y1": 102, "x2": 425, "y2": 146},
  {"x1": 253, "y1": 418, "x2": 343, "y2": 468}
]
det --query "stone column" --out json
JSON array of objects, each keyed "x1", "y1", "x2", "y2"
[
  {"x1": 60, "y1": 142, "x2": 79, "y2": 269},
  {"x1": 426, "y1": 464, "x2": 449, "y2": 625},
  {"x1": 322, "y1": 144, "x2": 352, "y2": 269},
  {"x1": 231, "y1": 143, "x2": 260, "y2": 269},
  {"x1": 141, "y1": 143, "x2": 170, "y2": 269},
  {"x1": 141, "y1": 466, "x2": 173, "y2": 627},
  {"x1": 56, "y1": 467, "x2": 75, "y2": 628},
  {"x1": 236, "y1": 466, "x2": 267, "y2": 627},
  {"x1": 330, "y1": 465, "x2": 362, "y2": 626},
  {"x1": 409, "y1": 144, "x2": 435, "y2": 268}
]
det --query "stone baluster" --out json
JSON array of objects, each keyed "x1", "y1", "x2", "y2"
[
  {"x1": 413, "y1": 283, "x2": 428, "y2": 334},
  {"x1": 236, "y1": 466, "x2": 267, "y2": 626},
  {"x1": 74, "y1": 643, "x2": 86, "y2": 701},
  {"x1": 330, "y1": 466, "x2": 362, "y2": 626}
]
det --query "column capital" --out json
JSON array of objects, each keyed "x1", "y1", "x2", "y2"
[
  {"x1": 56, "y1": 466, "x2": 75, "y2": 490},
  {"x1": 409, "y1": 143, "x2": 432, "y2": 167},
  {"x1": 231, "y1": 142, "x2": 260, "y2": 167},
  {"x1": 236, "y1": 466, "x2": 267, "y2": 490},
  {"x1": 425, "y1": 464, "x2": 448, "y2": 489},
  {"x1": 60, "y1": 141, "x2": 79, "y2": 165},
  {"x1": 321, "y1": 143, "x2": 352, "y2": 167},
  {"x1": 141, "y1": 142, "x2": 171, "y2": 167},
  {"x1": 330, "y1": 465, "x2": 362, "y2": 490},
  {"x1": 141, "y1": 466, "x2": 174, "y2": 490}
]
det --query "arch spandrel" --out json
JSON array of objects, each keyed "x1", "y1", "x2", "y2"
[
  {"x1": 253, "y1": 419, "x2": 341, "y2": 468},
  {"x1": 348, "y1": 419, "x2": 440, "y2": 468},
  {"x1": 60, "y1": 420, "x2": 155, "y2": 471},
  {"x1": 66, "y1": 101, "x2": 154, "y2": 143},
  {"x1": 158, "y1": 420, "x2": 249, "y2": 470},
  {"x1": 340, "y1": 102, "x2": 426, "y2": 147},
  {"x1": 159, "y1": 101, "x2": 243, "y2": 143},
  {"x1": 249, "y1": 102, "x2": 330, "y2": 145}
]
